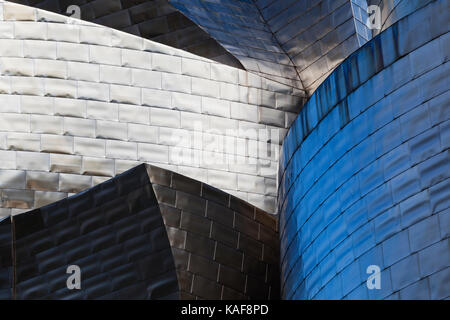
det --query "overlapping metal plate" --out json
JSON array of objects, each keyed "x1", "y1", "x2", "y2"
[
  {"x1": 146, "y1": 164, "x2": 280, "y2": 299},
  {"x1": 3, "y1": 164, "x2": 180, "y2": 299},
  {"x1": 0, "y1": 163, "x2": 279, "y2": 299},
  {"x1": 8, "y1": 0, "x2": 243, "y2": 68},
  {"x1": 278, "y1": 0, "x2": 449, "y2": 300}
]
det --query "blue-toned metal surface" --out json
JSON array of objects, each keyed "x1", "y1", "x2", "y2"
[
  {"x1": 8, "y1": 0, "x2": 243, "y2": 69},
  {"x1": 169, "y1": 0, "x2": 304, "y2": 90},
  {"x1": 279, "y1": 0, "x2": 449, "y2": 300},
  {"x1": 170, "y1": 0, "x2": 384, "y2": 95}
]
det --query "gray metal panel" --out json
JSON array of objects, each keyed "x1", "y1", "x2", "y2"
[
  {"x1": 0, "y1": 1, "x2": 297, "y2": 214},
  {"x1": 169, "y1": 0, "x2": 305, "y2": 90},
  {"x1": 12, "y1": 164, "x2": 179, "y2": 299},
  {"x1": 0, "y1": 217, "x2": 12, "y2": 299},
  {"x1": 278, "y1": 0, "x2": 449, "y2": 300},
  {"x1": 9, "y1": 0, "x2": 244, "y2": 69},
  {"x1": 147, "y1": 165, "x2": 280, "y2": 300},
  {"x1": 367, "y1": 0, "x2": 435, "y2": 36}
]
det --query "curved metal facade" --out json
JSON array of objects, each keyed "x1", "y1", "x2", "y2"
[
  {"x1": 0, "y1": 217, "x2": 12, "y2": 299},
  {"x1": 147, "y1": 164, "x2": 279, "y2": 300},
  {"x1": 8, "y1": 0, "x2": 244, "y2": 69},
  {"x1": 2, "y1": 164, "x2": 180, "y2": 299},
  {"x1": 367, "y1": 0, "x2": 436, "y2": 35},
  {"x1": 0, "y1": 1, "x2": 303, "y2": 215},
  {"x1": 0, "y1": 163, "x2": 279, "y2": 299},
  {"x1": 170, "y1": 0, "x2": 365, "y2": 94},
  {"x1": 279, "y1": 0, "x2": 449, "y2": 300},
  {"x1": 0, "y1": 0, "x2": 448, "y2": 301}
]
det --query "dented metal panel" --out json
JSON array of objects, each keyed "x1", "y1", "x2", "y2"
[
  {"x1": 147, "y1": 165, "x2": 280, "y2": 300},
  {"x1": 11, "y1": 164, "x2": 179, "y2": 299},
  {"x1": 279, "y1": 1, "x2": 449, "y2": 300}
]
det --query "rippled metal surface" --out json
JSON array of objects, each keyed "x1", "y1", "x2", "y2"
[
  {"x1": 278, "y1": 0, "x2": 449, "y2": 299},
  {"x1": 5, "y1": 0, "x2": 440, "y2": 98},
  {"x1": 367, "y1": 0, "x2": 435, "y2": 35},
  {"x1": 0, "y1": 163, "x2": 279, "y2": 299},
  {"x1": 170, "y1": 0, "x2": 303, "y2": 90},
  {"x1": 0, "y1": 217, "x2": 12, "y2": 299},
  {"x1": 7, "y1": 164, "x2": 179, "y2": 299},
  {"x1": 170, "y1": 0, "x2": 376, "y2": 95},
  {"x1": 8, "y1": 0, "x2": 243, "y2": 69},
  {"x1": 146, "y1": 164, "x2": 279, "y2": 299},
  {"x1": 0, "y1": 1, "x2": 302, "y2": 214}
]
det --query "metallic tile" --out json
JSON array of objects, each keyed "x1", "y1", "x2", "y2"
[{"x1": 10, "y1": 164, "x2": 179, "y2": 299}]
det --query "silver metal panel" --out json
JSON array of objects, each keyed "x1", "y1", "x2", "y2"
[
  {"x1": 0, "y1": 0, "x2": 390, "y2": 216},
  {"x1": 0, "y1": 169, "x2": 26, "y2": 189},
  {"x1": 58, "y1": 173, "x2": 92, "y2": 193},
  {"x1": 25, "y1": 171, "x2": 59, "y2": 191},
  {"x1": 279, "y1": 0, "x2": 449, "y2": 300},
  {"x1": 82, "y1": 156, "x2": 115, "y2": 177}
]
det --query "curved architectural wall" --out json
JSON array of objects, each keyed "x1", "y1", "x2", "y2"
[
  {"x1": 253, "y1": 0, "x2": 363, "y2": 94},
  {"x1": 147, "y1": 164, "x2": 279, "y2": 300},
  {"x1": 0, "y1": 163, "x2": 279, "y2": 299},
  {"x1": 367, "y1": 0, "x2": 435, "y2": 36},
  {"x1": 171, "y1": 0, "x2": 367, "y2": 94},
  {"x1": 3, "y1": 164, "x2": 180, "y2": 299},
  {"x1": 0, "y1": 1, "x2": 303, "y2": 215},
  {"x1": 170, "y1": 0, "x2": 304, "y2": 90},
  {"x1": 8, "y1": 0, "x2": 243, "y2": 69},
  {"x1": 279, "y1": 0, "x2": 449, "y2": 300}
]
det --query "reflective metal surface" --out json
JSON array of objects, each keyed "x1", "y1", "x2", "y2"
[
  {"x1": 367, "y1": 0, "x2": 435, "y2": 35},
  {"x1": 2, "y1": 164, "x2": 179, "y2": 299},
  {"x1": 279, "y1": 0, "x2": 449, "y2": 299},
  {"x1": 170, "y1": 0, "x2": 303, "y2": 90},
  {"x1": 6, "y1": 1, "x2": 430, "y2": 111},
  {"x1": 8, "y1": 0, "x2": 243, "y2": 69},
  {"x1": 170, "y1": 0, "x2": 378, "y2": 95},
  {"x1": 0, "y1": 163, "x2": 279, "y2": 299},
  {"x1": 0, "y1": 0, "x2": 448, "y2": 301},
  {"x1": 0, "y1": 1, "x2": 301, "y2": 214},
  {"x1": 147, "y1": 164, "x2": 279, "y2": 299},
  {"x1": 0, "y1": 217, "x2": 12, "y2": 299}
]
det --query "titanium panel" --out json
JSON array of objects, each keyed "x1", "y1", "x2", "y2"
[
  {"x1": 9, "y1": 0, "x2": 243, "y2": 69},
  {"x1": 13, "y1": 164, "x2": 179, "y2": 299},
  {"x1": 279, "y1": 0, "x2": 449, "y2": 300},
  {"x1": 0, "y1": 217, "x2": 12, "y2": 299},
  {"x1": 0, "y1": 163, "x2": 279, "y2": 300},
  {"x1": 169, "y1": 0, "x2": 305, "y2": 90},
  {"x1": 146, "y1": 165, "x2": 280, "y2": 300},
  {"x1": 0, "y1": 1, "x2": 298, "y2": 214},
  {"x1": 367, "y1": 0, "x2": 435, "y2": 35}
]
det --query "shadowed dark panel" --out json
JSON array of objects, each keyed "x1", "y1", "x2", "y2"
[
  {"x1": 169, "y1": 0, "x2": 304, "y2": 90},
  {"x1": 13, "y1": 164, "x2": 179, "y2": 300},
  {"x1": 146, "y1": 165, "x2": 280, "y2": 300},
  {"x1": 0, "y1": 217, "x2": 12, "y2": 299},
  {"x1": 4, "y1": 162, "x2": 278, "y2": 300}
]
